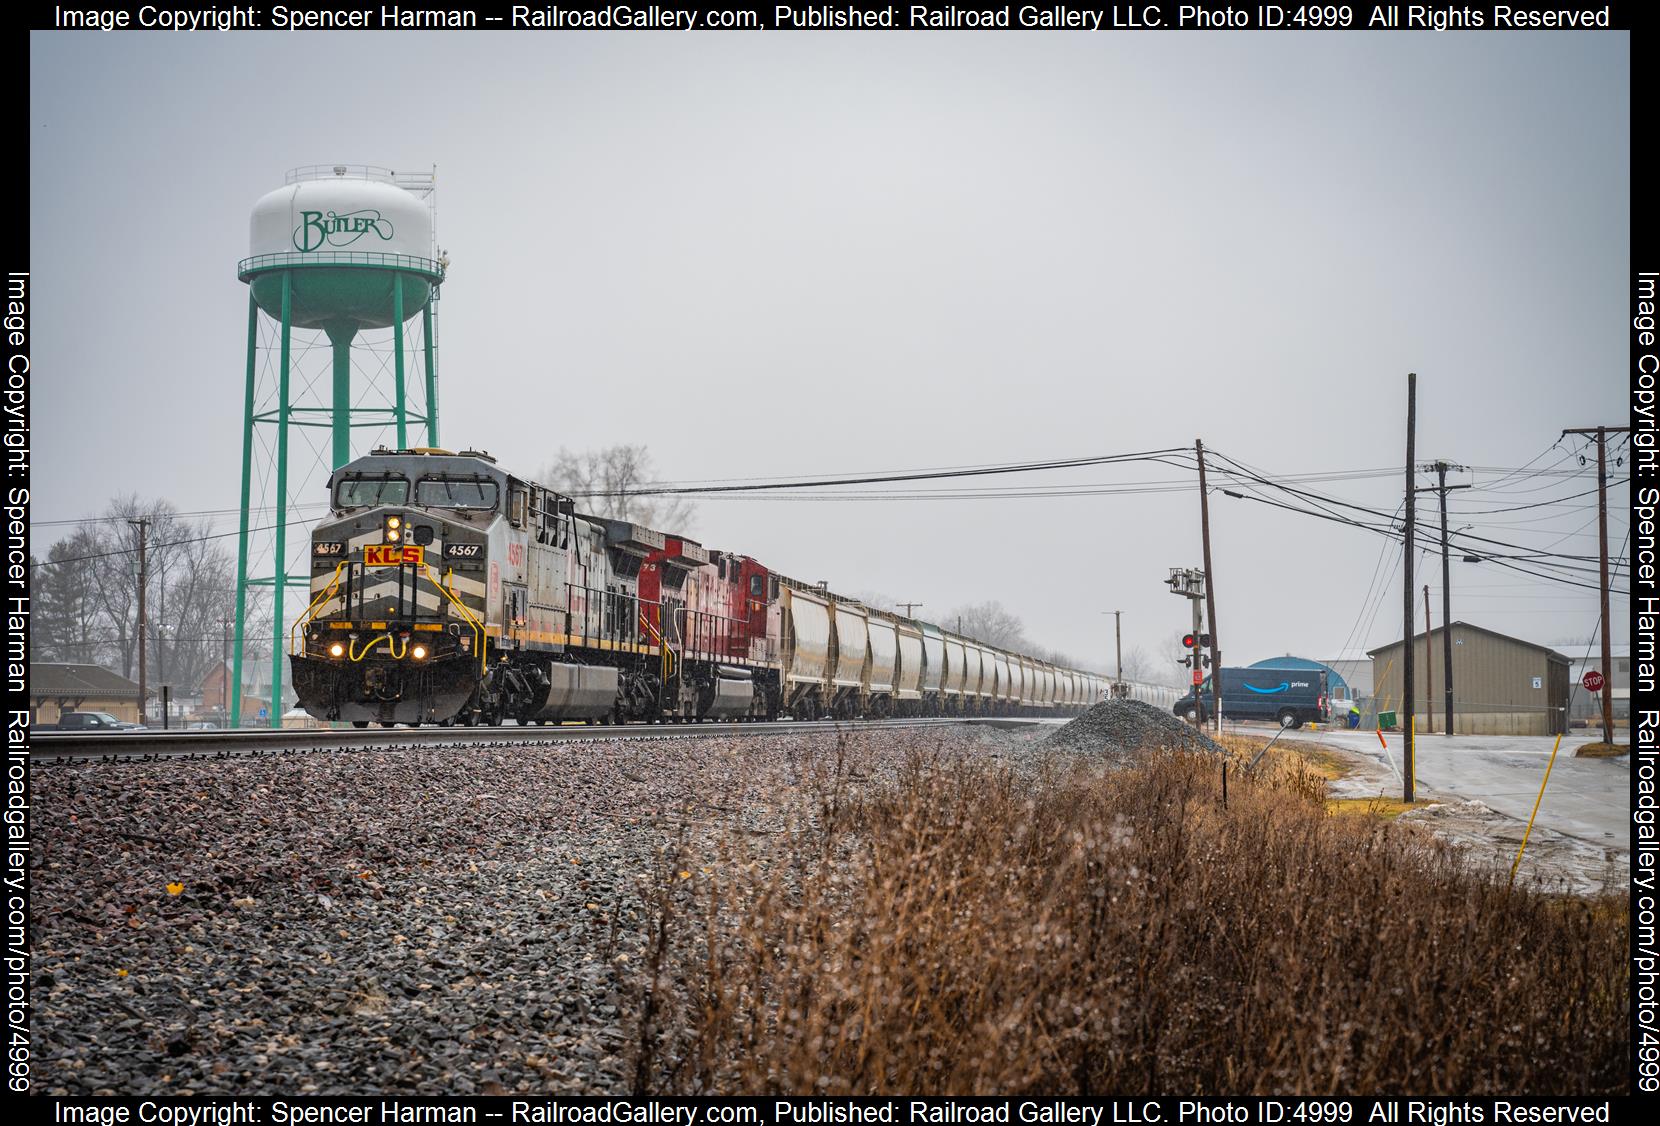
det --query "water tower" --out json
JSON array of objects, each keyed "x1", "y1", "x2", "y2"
[{"x1": 230, "y1": 164, "x2": 446, "y2": 727}]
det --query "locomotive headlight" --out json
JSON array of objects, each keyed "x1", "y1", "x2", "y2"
[
  {"x1": 328, "y1": 642, "x2": 345, "y2": 658},
  {"x1": 411, "y1": 644, "x2": 428, "y2": 661},
  {"x1": 384, "y1": 514, "x2": 403, "y2": 542}
]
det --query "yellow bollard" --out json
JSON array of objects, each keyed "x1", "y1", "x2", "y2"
[{"x1": 1509, "y1": 732, "x2": 1565, "y2": 889}]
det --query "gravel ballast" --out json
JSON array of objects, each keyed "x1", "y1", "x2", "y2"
[
  {"x1": 30, "y1": 726, "x2": 1023, "y2": 1096},
  {"x1": 1039, "y1": 698, "x2": 1226, "y2": 759}
]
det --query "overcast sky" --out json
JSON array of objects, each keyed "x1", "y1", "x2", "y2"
[{"x1": 29, "y1": 29, "x2": 1631, "y2": 676}]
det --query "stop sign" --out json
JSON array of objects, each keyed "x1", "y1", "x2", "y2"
[{"x1": 1582, "y1": 669, "x2": 1606, "y2": 693}]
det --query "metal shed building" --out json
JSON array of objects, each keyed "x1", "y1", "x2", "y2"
[{"x1": 1368, "y1": 622, "x2": 1570, "y2": 736}]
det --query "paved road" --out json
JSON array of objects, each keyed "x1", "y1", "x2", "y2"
[{"x1": 1271, "y1": 725, "x2": 1630, "y2": 852}]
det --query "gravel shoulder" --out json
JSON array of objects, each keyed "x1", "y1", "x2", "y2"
[{"x1": 31, "y1": 726, "x2": 1025, "y2": 1096}]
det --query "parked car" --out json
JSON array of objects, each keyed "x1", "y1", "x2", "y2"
[{"x1": 46, "y1": 711, "x2": 145, "y2": 732}]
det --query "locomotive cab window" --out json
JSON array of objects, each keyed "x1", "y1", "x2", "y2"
[
  {"x1": 750, "y1": 574, "x2": 763, "y2": 598},
  {"x1": 335, "y1": 473, "x2": 410, "y2": 509},
  {"x1": 415, "y1": 476, "x2": 501, "y2": 512}
]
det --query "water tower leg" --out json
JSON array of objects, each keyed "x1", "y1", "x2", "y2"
[
  {"x1": 393, "y1": 276, "x2": 407, "y2": 448},
  {"x1": 324, "y1": 319, "x2": 358, "y2": 471},
  {"x1": 423, "y1": 303, "x2": 438, "y2": 447},
  {"x1": 231, "y1": 291, "x2": 258, "y2": 729},
  {"x1": 271, "y1": 271, "x2": 293, "y2": 729}
]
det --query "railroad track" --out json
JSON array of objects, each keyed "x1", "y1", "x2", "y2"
[{"x1": 30, "y1": 716, "x2": 1054, "y2": 765}]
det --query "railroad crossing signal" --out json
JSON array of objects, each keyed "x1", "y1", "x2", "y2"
[
  {"x1": 1180, "y1": 633, "x2": 1213, "y2": 669},
  {"x1": 1582, "y1": 669, "x2": 1606, "y2": 694}
]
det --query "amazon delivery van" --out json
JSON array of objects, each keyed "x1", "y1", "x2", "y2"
[{"x1": 1173, "y1": 666, "x2": 1329, "y2": 728}]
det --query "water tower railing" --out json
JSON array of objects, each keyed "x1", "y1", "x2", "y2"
[
  {"x1": 286, "y1": 164, "x2": 400, "y2": 185},
  {"x1": 237, "y1": 250, "x2": 445, "y2": 282}
]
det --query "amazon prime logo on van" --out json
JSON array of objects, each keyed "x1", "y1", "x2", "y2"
[{"x1": 294, "y1": 210, "x2": 395, "y2": 252}]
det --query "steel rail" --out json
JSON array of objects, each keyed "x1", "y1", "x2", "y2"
[{"x1": 30, "y1": 716, "x2": 1053, "y2": 765}]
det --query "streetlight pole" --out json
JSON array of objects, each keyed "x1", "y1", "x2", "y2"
[
  {"x1": 222, "y1": 614, "x2": 233, "y2": 717},
  {"x1": 128, "y1": 518, "x2": 150, "y2": 723},
  {"x1": 1102, "y1": 610, "x2": 1123, "y2": 687}
]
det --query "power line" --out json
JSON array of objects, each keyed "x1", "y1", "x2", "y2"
[
  {"x1": 1216, "y1": 484, "x2": 1623, "y2": 594},
  {"x1": 570, "y1": 447, "x2": 1196, "y2": 498},
  {"x1": 30, "y1": 516, "x2": 317, "y2": 569},
  {"x1": 1448, "y1": 479, "x2": 1628, "y2": 515},
  {"x1": 1208, "y1": 448, "x2": 1618, "y2": 570}
]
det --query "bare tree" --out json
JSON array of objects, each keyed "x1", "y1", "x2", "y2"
[
  {"x1": 151, "y1": 527, "x2": 236, "y2": 695},
  {"x1": 543, "y1": 445, "x2": 696, "y2": 534},
  {"x1": 32, "y1": 497, "x2": 239, "y2": 698},
  {"x1": 949, "y1": 601, "x2": 1030, "y2": 650},
  {"x1": 1029, "y1": 645, "x2": 1095, "y2": 673},
  {"x1": 849, "y1": 590, "x2": 898, "y2": 612},
  {"x1": 1120, "y1": 644, "x2": 1156, "y2": 683}
]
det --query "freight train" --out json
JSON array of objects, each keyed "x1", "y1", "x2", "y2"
[{"x1": 291, "y1": 448, "x2": 1178, "y2": 727}]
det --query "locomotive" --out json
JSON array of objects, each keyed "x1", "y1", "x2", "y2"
[{"x1": 291, "y1": 447, "x2": 1162, "y2": 727}]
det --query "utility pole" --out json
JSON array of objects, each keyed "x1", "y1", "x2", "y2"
[
  {"x1": 1417, "y1": 461, "x2": 1470, "y2": 735},
  {"x1": 1563, "y1": 425, "x2": 1631, "y2": 745},
  {"x1": 1113, "y1": 610, "x2": 1122, "y2": 685},
  {"x1": 1402, "y1": 374, "x2": 1416, "y2": 804},
  {"x1": 1424, "y1": 584, "x2": 1434, "y2": 735},
  {"x1": 897, "y1": 602, "x2": 924, "y2": 617},
  {"x1": 1196, "y1": 439, "x2": 1222, "y2": 733},
  {"x1": 128, "y1": 518, "x2": 150, "y2": 724}
]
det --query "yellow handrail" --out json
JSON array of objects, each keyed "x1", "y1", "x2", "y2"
[
  {"x1": 423, "y1": 563, "x2": 488, "y2": 674},
  {"x1": 290, "y1": 562, "x2": 348, "y2": 655},
  {"x1": 640, "y1": 607, "x2": 676, "y2": 687}
]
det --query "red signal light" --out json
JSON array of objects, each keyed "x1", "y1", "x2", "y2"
[{"x1": 1182, "y1": 633, "x2": 1197, "y2": 648}]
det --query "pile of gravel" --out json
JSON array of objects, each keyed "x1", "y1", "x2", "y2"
[{"x1": 1039, "y1": 698, "x2": 1226, "y2": 760}]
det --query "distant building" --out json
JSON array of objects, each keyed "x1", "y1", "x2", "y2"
[
  {"x1": 197, "y1": 662, "x2": 270, "y2": 723},
  {"x1": 1247, "y1": 656, "x2": 1357, "y2": 707},
  {"x1": 199, "y1": 662, "x2": 236, "y2": 712},
  {"x1": 1319, "y1": 650, "x2": 1374, "y2": 701},
  {"x1": 1368, "y1": 622, "x2": 1570, "y2": 736},
  {"x1": 30, "y1": 663, "x2": 143, "y2": 725}
]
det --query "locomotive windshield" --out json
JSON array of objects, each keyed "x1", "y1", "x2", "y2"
[
  {"x1": 335, "y1": 473, "x2": 410, "y2": 509},
  {"x1": 416, "y1": 476, "x2": 499, "y2": 510}
]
